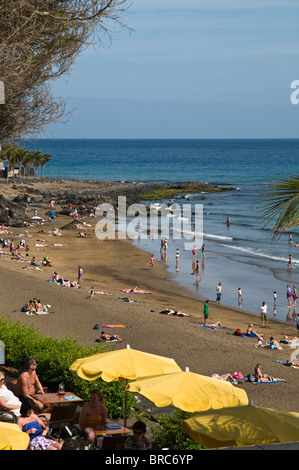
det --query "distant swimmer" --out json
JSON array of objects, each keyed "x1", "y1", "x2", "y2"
[
  {"x1": 226, "y1": 216, "x2": 231, "y2": 225},
  {"x1": 289, "y1": 233, "x2": 293, "y2": 243}
]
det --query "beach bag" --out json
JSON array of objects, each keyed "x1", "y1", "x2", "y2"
[
  {"x1": 233, "y1": 328, "x2": 242, "y2": 336},
  {"x1": 246, "y1": 374, "x2": 257, "y2": 383},
  {"x1": 233, "y1": 371, "x2": 244, "y2": 380}
]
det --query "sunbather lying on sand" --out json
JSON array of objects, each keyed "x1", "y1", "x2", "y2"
[
  {"x1": 100, "y1": 331, "x2": 122, "y2": 342},
  {"x1": 88, "y1": 287, "x2": 112, "y2": 298},
  {"x1": 211, "y1": 373, "x2": 237, "y2": 383},
  {"x1": 158, "y1": 308, "x2": 190, "y2": 317},
  {"x1": 205, "y1": 321, "x2": 222, "y2": 327},
  {"x1": 60, "y1": 280, "x2": 79, "y2": 288},
  {"x1": 121, "y1": 287, "x2": 151, "y2": 294},
  {"x1": 280, "y1": 336, "x2": 299, "y2": 344}
]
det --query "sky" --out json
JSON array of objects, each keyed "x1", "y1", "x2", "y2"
[{"x1": 47, "y1": 0, "x2": 299, "y2": 139}]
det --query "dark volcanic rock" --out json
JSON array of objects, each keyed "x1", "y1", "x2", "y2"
[{"x1": 0, "y1": 194, "x2": 28, "y2": 227}]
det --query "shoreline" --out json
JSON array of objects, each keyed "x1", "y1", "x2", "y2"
[{"x1": 1, "y1": 177, "x2": 299, "y2": 413}]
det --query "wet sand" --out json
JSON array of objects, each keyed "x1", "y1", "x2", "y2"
[{"x1": 1, "y1": 179, "x2": 299, "y2": 414}]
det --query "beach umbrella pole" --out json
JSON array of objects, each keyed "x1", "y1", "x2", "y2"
[{"x1": 124, "y1": 379, "x2": 128, "y2": 428}]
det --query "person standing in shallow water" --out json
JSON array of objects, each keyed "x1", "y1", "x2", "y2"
[
  {"x1": 238, "y1": 287, "x2": 243, "y2": 307},
  {"x1": 216, "y1": 282, "x2": 222, "y2": 302}
]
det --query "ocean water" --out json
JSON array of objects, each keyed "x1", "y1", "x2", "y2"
[{"x1": 24, "y1": 138, "x2": 299, "y2": 323}]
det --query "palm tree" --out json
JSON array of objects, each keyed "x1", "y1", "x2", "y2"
[
  {"x1": 260, "y1": 175, "x2": 299, "y2": 237},
  {"x1": 0, "y1": 142, "x2": 19, "y2": 180},
  {"x1": 30, "y1": 150, "x2": 43, "y2": 176},
  {"x1": 39, "y1": 153, "x2": 51, "y2": 177},
  {"x1": 17, "y1": 147, "x2": 32, "y2": 178}
]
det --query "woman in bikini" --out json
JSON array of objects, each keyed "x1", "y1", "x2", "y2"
[
  {"x1": 79, "y1": 389, "x2": 107, "y2": 430},
  {"x1": 254, "y1": 363, "x2": 286, "y2": 383}
]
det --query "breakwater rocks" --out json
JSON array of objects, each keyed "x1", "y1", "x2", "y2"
[{"x1": 0, "y1": 178, "x2": 235, "y2": 226}]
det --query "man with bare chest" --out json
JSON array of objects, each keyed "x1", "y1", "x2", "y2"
[{"x1": 16, "y1": 356, "x2": 46, "y2": 412}]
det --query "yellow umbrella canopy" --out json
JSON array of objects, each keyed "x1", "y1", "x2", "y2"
[
  {"x1": 69, "y1": 345, "x2": 182, "y2": 427},
  {"x1": 0, "y1": 422, "x2": 30, "y2": 450},
  {"x1": 69, "y1": 345, "x2": 182, "y2": 382},
  {"x1": 182, "y1": 404, "x2": 299, "y2": 448},
  {"x1": 126, "y1": 368, "x2": 248, "y2": 413}
]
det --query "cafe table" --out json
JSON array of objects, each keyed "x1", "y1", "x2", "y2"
[
  {"x1": 94, "y1": 423, "x2": 132, "y2": 449},
  {"x1": 33, "y1": 391, "x2": 83, "y2": 406},
  {"x1": 94, "y1": 422, "x2": 132, "y2": 436}
]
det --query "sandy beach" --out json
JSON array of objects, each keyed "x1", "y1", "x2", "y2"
[{"x1": 1, "y1": 178, "x2": 299, "y2": 415}]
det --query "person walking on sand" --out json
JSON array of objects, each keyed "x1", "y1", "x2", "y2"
[
  {"x1": 150, "y1": 254, "x2": 155, "y2": 269},
  {"x1": 260, "y1": 301, "x2": 269, "y2": 327},
  {"x1": 203, "y1": 300, "x2": 209, "y2": 325},
  {"x1": 216, "y1": 282, "x2": 222, "y2": 303},
  {"x1": 201, "y1": 243, "x2": 206, "y2": 259},
  {"x1": 78, "y1": 265, "x2": 83, "y2": 287}
]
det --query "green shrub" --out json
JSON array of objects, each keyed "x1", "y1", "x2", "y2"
[
  {"x1": 0, "y1": 315, "x2": 135, "y2": 419},
  {"x1": 151, "y1": 409, "x2": 204, "y2": 450}
]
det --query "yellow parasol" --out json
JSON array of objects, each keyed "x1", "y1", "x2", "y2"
[
  {"x1": 69, "y1": 345, "x2": 182, "y2": 381},
  {"x1": 126, "y1": 367, "x2": 248, "y2": 413},
  {"x1": 69, "y1": 345, "x2": 182, "y2": 425},
  {"x1": 181, "y1": 404, "x2": 299, "y2": 448},
  {"x1": 0, "y1": 422, "x2": 30, "y2": 450}
]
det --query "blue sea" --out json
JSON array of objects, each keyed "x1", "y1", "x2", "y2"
[{"x1": 24, "y1": 138, "x2": 299, "y2": 323}]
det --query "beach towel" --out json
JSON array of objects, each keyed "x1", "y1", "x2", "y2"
[
  {"x1": 254, "y1": 380, "x2": 284, "y2": 384},
  {"x1": 101, "y1": 325, "x2": 125, "y2": 328},
  {"x1": 121, "y1": 297, "x2": 141, "y2": 303},
  {"x1": 95, "y1": 338, "x2": 120, "y2": 343},
  {"x1": 25, "y1": 311, "x2": 48, "y2": 315},
  {"x1": 202, "y1": 324, "x2": 224, "y2": 329}
]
